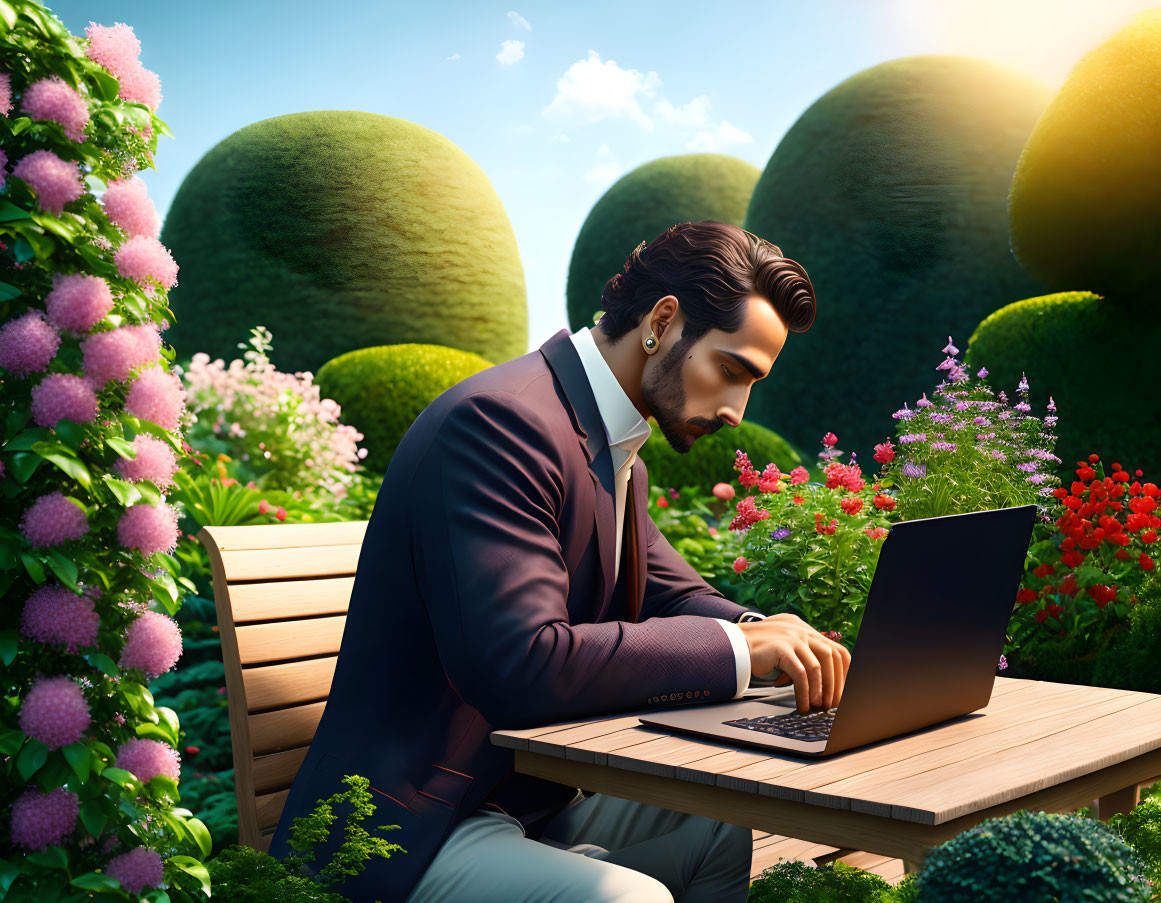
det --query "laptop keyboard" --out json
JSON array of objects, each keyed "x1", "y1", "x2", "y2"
[{"x1": 723, "y1": 707, "x2": 839, "y2": 741}]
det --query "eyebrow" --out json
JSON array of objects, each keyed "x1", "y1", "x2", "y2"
[{"x1": 719, "y1": 349, "x2": 768, "y2": 380}]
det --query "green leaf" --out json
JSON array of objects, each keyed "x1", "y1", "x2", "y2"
[
  {"x1": 106, "y1": 436, "x2": 138, "y2": 460},
  {"x1": 0, "y1": 1, "x2": 17, "y2": 31},
  {"x1": 25, "y1": 845, "x2": 68, "y2": 869},
  {"x1": 0, "y1": 629, "x2": 18, "y2": 667},
  {"x1": 166, "y1": 856, "x2": 210, "y2": 896},
  {"x1": 0, "y1": 198, "x2": 27, "y2": 222},
  {"x1": 100, "y1": 766, "x2": 139, "y2": 789},
  {"x1": 52, "y1": 418, "x2": 87, "y2": 452},
  {"x1": 0, "y1": 727, "x2": 25, "y2": 755},
  {"x1": 183, "y1": 817, "x2": 212, "y2": 859},
  {"x1": 69, "y1": 872, "x2": 122, "y2": 892},
  {"x1": 31, "y1": 441, "x2": 91, "y2": 488},
  {"x1": 0, "y1": 281, "x2": 20, "y2": 301},
  {"x1": 78, "y1": 801, "x2": 106, "y2": 838},
  {"x1": 135, "y1": 721, "x2": 177, "y2": 745},
  {"x1": 3, "y1": 426, "x2": 51, "y2": 452},
  {"x1": 102, "y1": 475, "x2": 142, "y2": 507},
  {"x1": 145, "y1": 774, "x2": 180, "y2": 802},
  {"x1": 136, "y1": 480, "x2": 162, "y2": 507},
  {"x1": 29, "y1": 211, "x2": 77, "y2": 241},
  {"x1": 90, "y1": 70, "x2": 120, "y2": 103},
  {"x1": 86, "y1": 652, "x2": 119, "y2": 676},
  {"x1": 9, "y1": 234, "x2": 34, "y2": 262},
  {"x1": 44, "y1": 551, "x2": 79, "y2": 592},
  {"x1": 16, "y1": 738, "x2": 48, "y2": 781},
  {"x1": 0, "y1": 858, "x2": 21, "y2": 895},
  {"x1": 9, "y1": 451, "x2": 42, "y2": 483},
  {"x1": 61, "y1": 741, "x2": 90, "y2": 781},
  {"x1": 20, "y1": 552, "x2": 46, "y2": 584}
]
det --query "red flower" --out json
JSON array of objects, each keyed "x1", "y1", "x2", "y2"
[
  {"x1": 1142, "y1": 530, "x2": 1157, "y2": 544},
  {"x1": 1060, "y1": 550, "x2": 1085, "y2": 569},
  {"x1": 1032, "y1": 563, "x2": 1055, "y2": 579},
  {"x1": 872, "y1": 494, "x2": 896, "y2": 511},
  {"x1": 733, "y1": 556, "x2": 748, "y2": 573},
  {"x1": 1015, "y1": 589, "x2": 1039, "y2": 604},
  {"x1": 275, "y1": 506, "x2": 287, "y2": 521},
  {"x1": 1058, "y1": 573, "x2": 1079, "y2": 596},
  {"x1": 258, "y1": 499, "x2": 270, "y2": 514},
  {"x1": 184, "y1": 745, "x2": 200, "y2": 755},
  {"x1": 1140, "y1": 553, "x2": 1155, "y2": 572},
  {"x1": 872, "y1": 442, "x2": 895, "y2": 464},
  {"x1": 656, "y1": 497, "x2": 669, "y2": 508},
  {"x1": 821, "y1": 432, "x2": 838, "y2": 447},
  {"x1": 840, "y1": 497, "x2": 863, "y2": 516},
  {"x1": 793, "y1": 495, "x2": 805, "y2": 506}
]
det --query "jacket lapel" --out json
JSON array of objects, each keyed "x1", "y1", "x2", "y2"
[{"x1": 539, "y1": 328, "x2": 625, "y2": 617}]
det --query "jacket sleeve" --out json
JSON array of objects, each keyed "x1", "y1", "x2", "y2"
[
  {"x1": 408, "y1": 391, "x2": 739, "y2": 729},
  {"x1": 638, "y1": 466, "x2": 767, "y2": 623}
]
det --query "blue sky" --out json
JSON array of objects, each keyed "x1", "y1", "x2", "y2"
[{"x1": 50, "y1": 0, "x2": 1158, "y2": 354}]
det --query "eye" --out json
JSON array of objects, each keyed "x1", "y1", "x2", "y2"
[{"x1": 721, "y1": 364, "x2": 735, "y2": 380}]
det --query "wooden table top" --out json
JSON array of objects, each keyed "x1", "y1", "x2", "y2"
[{"x1": 491, "y1": 676, "x2": 1161, "y2": 827}]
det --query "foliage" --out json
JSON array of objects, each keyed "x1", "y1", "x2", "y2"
[
  {"x1": 175, "y1": 325, "x2": 368, "y2": 500},
  {"x1": 913, "y1": 810, "x2": 1153, "y2": 902},
  {"x1": 747, "y1": 858, "x2": 900, "y2": 902},
  {"x1": 0, "y1": 3, "x2": 216, "y2": 898},
  {"x1": 1106, "y1": 781, "x2": 1161, "y2": 895}
]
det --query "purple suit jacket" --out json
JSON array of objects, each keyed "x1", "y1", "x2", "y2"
[{"x1": 268, "y1": 328, "x2": 762, "y2": 900}]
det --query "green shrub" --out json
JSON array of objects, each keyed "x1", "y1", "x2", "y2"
[
  {"x1": 316, "y1": 343, "x2": 493, "y2": 475},
  {"x1": 1106, "y1": 783, "x2": 1161, "y2": 892},
  {"x1": 743, "y1": 55, "x2": 1052, "y2": 473},
  {"x1": 161, "y1": 111, "x2": 528, "y2": 374},
  {"x1": 639, "y1": 418, "x2": 815, "y2": 497},
  {"x1": 1094, "y1": 594, "x2": 1161, "y2": 694},
  {"x1": 914, "y1": 810, "x2": 1153, "y2": 901},
  {"x1": 747, "y1": 859, "x2": 899, "y2": 902},
  {"x1": 565, "y1": 153, "x2": 761, "y2": 333}
]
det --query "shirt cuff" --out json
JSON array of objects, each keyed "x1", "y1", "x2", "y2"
[{"x1": 712, "y1": 618, "x2": 752, "y2": 699}]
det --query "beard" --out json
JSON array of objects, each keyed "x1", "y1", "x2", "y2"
[{"x1": 641, "y1": 338, "x2": 700, "y2": 454}]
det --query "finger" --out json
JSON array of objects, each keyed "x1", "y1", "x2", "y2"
[
  {"x1": 814, "y1": 639, "x2": 836, "y2": 709},
  {"x1": 795, "y1": 644, "x2": 824, "y2": 712},
  {"x1": 779, "y1": 657, "x2": 810, "y2": 715}
]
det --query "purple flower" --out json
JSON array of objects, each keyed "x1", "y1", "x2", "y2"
[
  {"x1": 30, "y1": 373, "x2": 99, "y2": 428},
  {"x1": 117, "y1": 502, "x2": 180, "y2": 557},
  {"x1": 1018, "y1": 372, "x2": 1029, "y2": 393},
  {"x1": 18, "y1": 675, "x2": 91, "y2": 750},
  {"x1": 21, "y1": 585, "x2": 100, "y2": 652},
  {"x1": 942, "y1": 336, "x2": 959, "y2": 356},
  {"x1": 901, "y1": 462, "x2": 927, "y2": 479},
  {"x1": 0, "y1": 71, "x2": 11, "y2": 116},
  {"x1": 114, "y1": 235, "x2": 178, "y2": 289},
  {"x1": 899, "y1": 432, "x2": 927, "y2": 444},
  {"x1": 928, "y1": 412, "x2": 953, "y2": 424},
  {"x1": 102, "y1": 176, "x2": 161, "y2": 239},
  {"x1": 915, "y1": 392, "x2": 932, "y2": 408},
  {"x1": 1014, "y1": 402, "x2": 1031, "y2": 413},
  {"x1": 124, "y1": 366, "x2": 185, "y2": 430},
  {"x1": 976, "y1": 366, "x2": 988, "y2": 378},
  {"x1": 106, "y1": 847, "x2": 164, "y2": 894},
  {"x1": 10, "y1": 787, "x2": 78, "y2": 851},
  {"x1": 114, "y1": 434, "x2": 179, "y2": 489},
  {"x1": 119, "y1": 610, "x2": 182, "y2": 679},
  {"x1": 930, "y1": 442, "x2": 957, "y2": 452},
  {"x1": 1047, "y1": 396, "x2": 1056, "y2": 412},
  {"x1": 114, "y1": 738, "x2": 180, "y2": 783},
  {"x1": 998, "y1": 654, "x2": 1008, "y2": 671},
  {"x1": 20, "y1": 491, "x2": 89, "y2": 547},
  {"x1": 0, "y1": 311, "x2": 61, "y2": 377},
  {"x1": 893, "y1": 403, "x2": 915, "y2": 420},
  {"x1": 771, "y1": 528, "x2": 791, "y2": 541}
]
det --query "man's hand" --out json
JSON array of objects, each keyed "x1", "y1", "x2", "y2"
[{"x1": 738, "y1": 613, "x2": 851, "y2": 714}]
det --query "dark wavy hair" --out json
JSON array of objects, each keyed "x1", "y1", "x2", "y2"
[{"x1": 595, "y1": 221, "x2": 817, "y2": 352}]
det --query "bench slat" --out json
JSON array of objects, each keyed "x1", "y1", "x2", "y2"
[
  {"x1": 235, "y1": 616, "x2": 347, "y2": 665},
  {"x1": 253, "y1": 746, "x2": 311, "y2": 795},
  {"x1": 220, "y1": 545, "x2": 362, "y2": 581},
  {"x1": 249, "y1": 701, "x2": 327, "y2": 756},
  {"x1": 256, "y1": 788, "x2": 290, "y2": 831},
  {"x1": 203, "y1": 521, "x2": 370, "y2": 552},
  {"x1": 228, "y1": 577, "x2": 355, "y2": 623},
  {"x1": 245, "y1": 656, "x2": 338, "y2": 712}
]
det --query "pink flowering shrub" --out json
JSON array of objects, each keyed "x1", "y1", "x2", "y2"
[
  {"x1": 0, "y1": 9, "x2": 208, "y2": 897},
  {"x1": 176, "y1": 326, "x2": 367, "y2": 500}
]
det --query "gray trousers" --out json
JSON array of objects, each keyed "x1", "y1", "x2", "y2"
[{"x1": 405, "y1": 790, "x2": 753, "y2": 902}]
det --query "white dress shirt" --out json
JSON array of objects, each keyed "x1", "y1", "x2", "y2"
[{"x1": 568, "y1": 326, "x2": 759, "y2": 699}]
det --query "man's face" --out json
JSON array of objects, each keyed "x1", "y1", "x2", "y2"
[{"x1": 642, "y1": 295, "x2": 787, "y2": 454}]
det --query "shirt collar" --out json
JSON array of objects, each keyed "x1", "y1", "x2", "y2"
[{"x1": 569, "y1": 326, "x2": 652, "y2": 455}]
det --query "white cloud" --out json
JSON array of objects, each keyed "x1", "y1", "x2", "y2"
[
  {"x1": 445, "y1": 52, "x2": 460, "y2": 61},
  {"x1": 507, "y1": 10, "x2": 531, "y2": 30},
  {"x1": 497, "y1": 39, "x2": 525, "y2": 66},
  {"x1": 551, "y1": 133, "x2": 571, "y2": 143},
  {"x1": 653, "y1": 95, "x2": 712, "y2": 127},
  {"x1": 683, "y1": 119, "x2": 755, "y2": 152},
  {"x1": 541, "y1": 50, "x2": 661, "y2": 130}
]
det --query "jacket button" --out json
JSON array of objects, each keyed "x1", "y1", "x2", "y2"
[{"x1": 668, "y1": 693, "x2": 675, "y2": 701}]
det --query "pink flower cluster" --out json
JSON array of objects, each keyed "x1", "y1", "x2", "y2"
[
  {"x1": 45, "y1": 272, "x2": 115, "y2": 333},
  {"x1": 20, "y1": 491, "x2": 89, "y2": 547},
  {"x1": 84, "y1": 22, "x2": 162, "y2": 111},
  {"x1": 10, "y1": 786, "x2": 78, "y2": 851},
  {"x1": 20, "y1": 585, "x2": 100, "y2": 652},
  {"x1": 114, "y1": 235, "x2": 178, "y2": 289},
  {"x1": 21, "y1": 75, "x2": 90, "y2": 142},
  {"x1": 0, "y1": 71, "x2": 11, "y2": 115},
  {"x1": 114, "y1": 737, "x2": 180, "y2": 783},
  {"x1": 106, "y1": 847, "x2": 164, "y2": 894},
  {"x1": 0, "y1": 310, "x2": 60, "y2": 376},
  {"x1": 125, "y1": 365, "x2": 185, "y2": 429},
  {"x1": 178, "y1": 344, "x2": 366, "y2": 499},
  {"x1": 115, "y1": 434, "x2": 179, "y2": 488},
  {"x1": 117, "y1": 501, "x2": 180, "y2": 556},
  {"x1": 11, "y1": 149, "x2": 84, "y2": 215},
  {"x1": 102, "y1": 176, "x2": 160, "y2": 238},
  {"x1": 119, "y1": 609, "x2": 182, "y2": 678},
  {"x1": 80, "y1": 323, "x2": 161, "y2": 387},
  {"x1": 31, "y1": 372, "x2": 98, "y2": 427},
  {"x1": 18, "y1": 675, "x2": 91, "y2": 749}
]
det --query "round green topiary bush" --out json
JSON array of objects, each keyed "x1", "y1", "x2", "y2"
[
  {"x1": 315, "y1": 343, "x2": 493, "y2": 475},
  {"x1": 743, "y1": 54, "x2": 1052, "y2": 475},
  {"x1": 748, "y1": 858, "x2": 900, "y2": 902},
  {"x1": 161, "y1": 111, "x2": 528, "y2": 375},
  {"x1": 638, "y1": 418, "x2": 815, "y2": 496},
  {"x1": 964, "y1": 290, "x2": 1161, "y2": 482},
  {"x1": 915, "y1": 810, "x2": 1153, "y2": 901},
  {"x1": 565, "y1": 153, "x2": 761, "y2": 333},
  {"x1": 1008, "y1": 8, "x2": 1161, "y2": 310}
]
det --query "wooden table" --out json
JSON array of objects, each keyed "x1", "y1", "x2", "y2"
[{"x1": 491, "y1": 676, "x2": 1161, "y2": 875}]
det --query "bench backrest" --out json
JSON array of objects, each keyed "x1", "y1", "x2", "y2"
[{"x1": 198, "y1": 521, "x2": 369, "y2": 851}]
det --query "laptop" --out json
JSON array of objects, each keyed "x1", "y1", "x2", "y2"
[{"x1": 638, "y1": 503, "x2": 1038, "y2": 758}]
